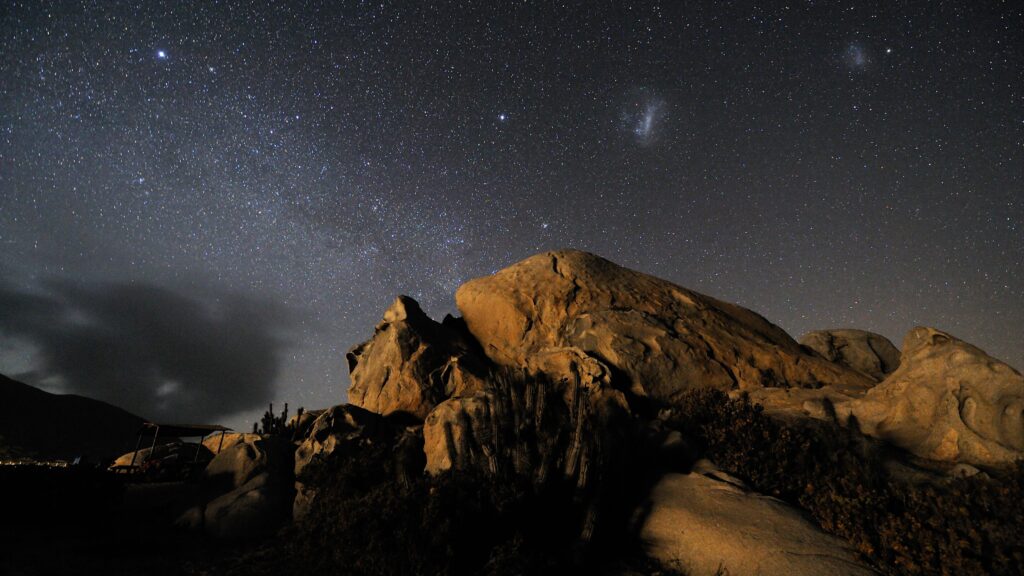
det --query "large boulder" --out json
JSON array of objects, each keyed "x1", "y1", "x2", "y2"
[
  {"x1": 200, "y1": 435, "x2": 294, "y2": 538},
  {"x1": 294, "y1": 404, "x2": 380, "y2": 479},
  {"x1": 801, "y1": 329, "x2": 900, "y2": 382},
  {"x1": 203, "y1": 471, "x2": 293, "y2": 540},
  {"x1": 291, "y1": 406, "x2": 424, "y2": 520},
  {"x1": 640, "y1": 461, "x2": 878, "y2": 576},
  {"x1": 455, "y1": 250, "x2": 873, "y2": 404},
  {"x1": 201, "y1": 432, "x2": 261, "y2": 456},
  {"x1": 845, "y1": 327, "x2": 1024, "y2": 467},
  {"x1": 347, "y1": 296, "x2": 489, "y2": 419}
]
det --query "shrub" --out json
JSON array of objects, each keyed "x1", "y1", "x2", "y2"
[{"x1": 668, "y1": 388, "x2": 1024, "y2": 576}]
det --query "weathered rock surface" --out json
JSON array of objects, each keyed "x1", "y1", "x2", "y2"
[
  {"x1": 801, "y1": 329, "x2": 900, "y2": 381},
  {"x1": 347, "y1": 296, "x2": 489, "y2": 419},
  {"x1": 204, "y1": 471, "x2": 293, "y2": 540},
  {"x1": 292, "y1": 404, "x2": 384, "y2": 519},
  {"x1": 290, "y1": 406, "x2": 424, "y2": 519},
  {"x1": 293, "y1": 404, "x2": 380, "y2": 479},
  {"x1": 201, "y1": 432, "x2": 261, "y2": 456},
  {"x1": 845, "y1": 327, "x2": 1024, "y2": 467},
  {"x1": 455, "y1": 250, "x2": 874, "y2": 405},
  {"x1": 640, "y1": 461, "x2": 878, "y2": 576},
  {"x1": 423, "y1": 366, "x2": 629, "y2": 487},
  {"x1": 201, "y1": 435, "x2": 294, "y2": 539}
]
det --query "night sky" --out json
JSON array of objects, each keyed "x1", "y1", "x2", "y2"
[{"x1": 1, "y1": 1, "x2": 1021, "y2": 428}]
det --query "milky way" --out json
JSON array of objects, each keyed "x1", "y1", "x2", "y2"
[{"x1": 1, "y1": 2, "x2": 1021, "y2": 427}]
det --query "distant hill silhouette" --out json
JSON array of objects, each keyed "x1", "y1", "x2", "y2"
[{"x1": 0, "y1": 374, "x2": 145, "y2": 462}]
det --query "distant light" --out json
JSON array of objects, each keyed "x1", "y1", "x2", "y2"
[
  {"x1": 157, "y1": 50, "x2": 167, "y2": 59},
  {"x1": 886, "y1": 47, "x2": 893, "y2": 54},
  {"x1": 498, "y1": 113, "x2": 507, "y2": 122}
]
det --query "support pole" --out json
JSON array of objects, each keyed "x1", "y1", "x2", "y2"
[
  {"x1": 194, "y1": 434, "x2": 205, "y2": 463},
  {"x1": 128, "y1": 431, "x2": 144, "y2": 467},
  {"x1": 148, "y1": 425, "x2": 160, "y2": 462},
  {"x1": 217, "y1": 430, "x2": 226, "y2": 454}
]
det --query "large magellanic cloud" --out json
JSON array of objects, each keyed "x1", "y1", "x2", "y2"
[{"x1": 0, "y1": 280, "x2": 292, "y2": 423}]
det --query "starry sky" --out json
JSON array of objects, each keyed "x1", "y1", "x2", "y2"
[{"x1": 1, "y1": 1, "x2": 1021, "y2": 429}]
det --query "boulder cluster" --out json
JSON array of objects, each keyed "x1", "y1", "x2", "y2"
[{"x1": 127, "y1": 250, "x2": 1024, "y2": 574}]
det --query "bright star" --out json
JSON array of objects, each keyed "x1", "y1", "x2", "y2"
[
  {"x1": 157, "y1": 50, "x2": 167, "y2": 59},
  {"x1": 498, "y1": 113, "x2": 507, "y2": 122}
]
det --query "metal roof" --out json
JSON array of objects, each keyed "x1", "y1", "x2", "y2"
[{"x1": 135, "y1": 422, "x2": 232, "y2": 437}]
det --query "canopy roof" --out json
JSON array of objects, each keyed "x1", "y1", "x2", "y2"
[{"x1": 136, "y1": 422, "x2": 231, "y2": 438}]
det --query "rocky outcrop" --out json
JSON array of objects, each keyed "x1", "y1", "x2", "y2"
[
  {"x1": 845, "y1": 327, "x2": 1024, "y2": 467},
  {"x1": 347, "y1": 296, "x2": 489, "y2": 419},
  {"x1": 455, "y1": 251, "x2": 874, "y2": 405},
  {"x1": 292, "y1": 404, "x2": 380, "y2": 519},
  {"x1": 199, "y1": 435, "x2": 294, "y2": 539},
  {"x1": 293, "y1": 404, "x2": 381, "y2": 480},
  {"x1": 801, "y1": 329, "x2": 900, "y2": 381},
  {"x1": 201, "y1": 432, "x2": 261, "y2": 456},
  {"x1": 640, "y1": 461, "x2": 878, "y2": 576},
  {"x1": 290, "y1": 404, "x2": 430, "y2": 520},
  {"x1": 423, "y1": 366, "x2": 631, "y2": 545}
]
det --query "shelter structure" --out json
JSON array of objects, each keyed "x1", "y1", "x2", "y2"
[{"x1": 119, "y1": 422, "x2": 232, "y2": 471}]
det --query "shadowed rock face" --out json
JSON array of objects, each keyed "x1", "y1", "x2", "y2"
[
  {"x1": 346, "y1": 296, "x2": 488, "y2": 419},
  {"x1": 422, "y1": 368, "x2": 629, "y2": 482},
  {"x1": 801, "y1": 329, "x2": 901, "y2": 382},
  {"x1": 455, "y1": 250, "x2": 874, "y2": 404},
  {"x1": 846, "y1": 327, "x2": 1024, "y2": 467},
  {"x1": 200, "y1": 435, "x2": 294, "y2": 540}
]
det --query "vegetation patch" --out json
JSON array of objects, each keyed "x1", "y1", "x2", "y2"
[{"x1": 667, "y1": 388, "x2": 1024, "y2": 576}]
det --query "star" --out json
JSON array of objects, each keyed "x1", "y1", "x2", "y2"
[
  {"x1": 156, "y1": 50, "x2": 167, "y2": 59},
  {"x1": 497, "y1": 113, "x2": 508, "y2": 122}
]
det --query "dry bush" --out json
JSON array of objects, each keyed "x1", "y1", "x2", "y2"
[{"x1": 668, "y1": 388, "x2": 1024, "y2": 576}]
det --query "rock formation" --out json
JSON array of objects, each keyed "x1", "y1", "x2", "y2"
[
  {"x1": 640, "y1": 460, "x2": 878, "y2": 576},
  {"x1": 199, "y1": 435, "x2": 294, "y2": 539},
  {"x1": 845, "y1": 327, "x2": 1024, "y2": 467},
  {"x1": 801, "y1": 329, "x2": 900, "y2": 381},
  {"x1": 455, "y1": 250, "x2": 874, "y2": 405},
  {"x1": 292, "y1": 404, "x2": 381, "y2": 519},
  {"x1": 346, "y1": 296, "x2": 489, "y2": 419},
  {"x1": 422, "y1": 367, "x2": 628, "y2": 485}
]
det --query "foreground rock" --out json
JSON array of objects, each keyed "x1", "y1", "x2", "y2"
[
  {"x1": 292, "y1": 404, "x2": 381, "y2": 519},
  {"x1": 198, "y1": 435, "x2": 294, "y2": 539},
  {"x1": 801, "y1": 329, "x2": 900, "y2": 382},
  {"x1": 347, "y1": 296, "x2": 488, "y2": 419},
  {"x1": 201, "y1": 432, "x2": 261, "y2": 455},
  {"x1": 456, "y1": 250, "x2": 873, "y2": 405},
  {"x1": 846, "y1": 327, "x2": 1024, "y2": 467},
  {"x1": 640, "y1": 461, "x2": 878, "y2": 576}
]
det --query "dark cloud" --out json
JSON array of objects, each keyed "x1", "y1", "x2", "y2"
[{"x1": 0, "y1": 280, "x2": 292, "y2": 423}]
